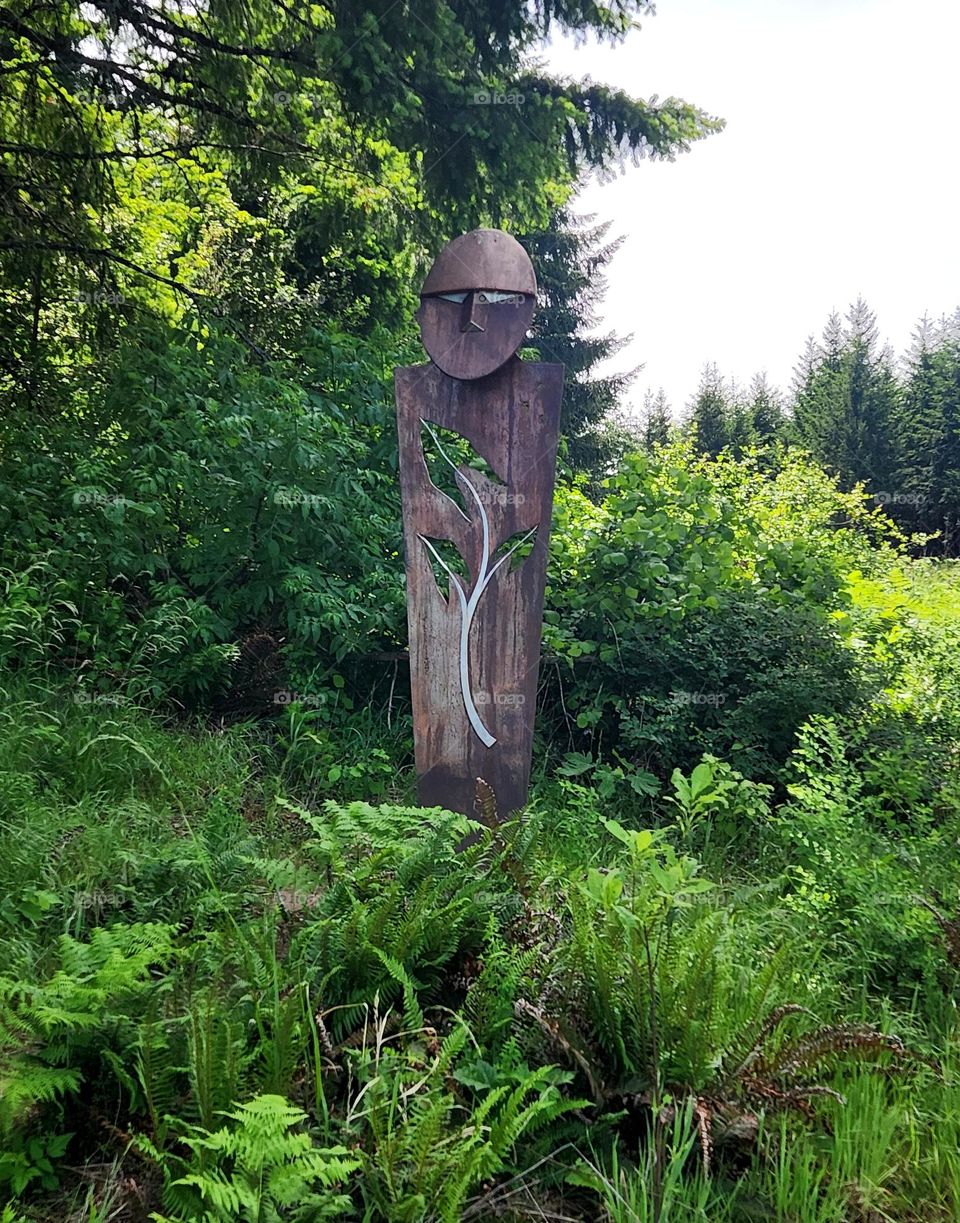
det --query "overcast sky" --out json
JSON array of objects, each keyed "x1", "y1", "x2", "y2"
[{"x1": 545, "y1": 0, "x2": 960, "y2": 419}]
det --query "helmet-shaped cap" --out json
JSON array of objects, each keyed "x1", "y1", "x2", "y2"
[{"x1": 421, "y1": 228, "x2": 537, "y2": 297}]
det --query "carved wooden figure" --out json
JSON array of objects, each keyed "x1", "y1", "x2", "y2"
[{"x1": 395, "y1": 229, "x2": 564, "y2": 823}]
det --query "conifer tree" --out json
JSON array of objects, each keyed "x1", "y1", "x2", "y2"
[
  {"x1": 792, "y1": 336, "x2": 821, "y2": 395},
  {"x1": 640, "y1": 388, "x2": 673, "y2": 450},
  {"x1": 748, "y1": 372, "x2": 785, "y2": 443},
  {"x1": 725, "y1": 379, "x2": 756, "y2": 457},
  {"x1": 793, "y1": 313, "x2": 847, "y2": 465},
  {"x1": 792, "y1": 300, "x2": 900, "y2": 495},
  {"x1": 896, "y1": 312, "x2": 960, "y2": 552},
  {"x1": 686, "y1": 363, "x2": 730, "y2": 456},
  {"x1": 521, "y1": 208, "x2": 637, "y2": 479}
]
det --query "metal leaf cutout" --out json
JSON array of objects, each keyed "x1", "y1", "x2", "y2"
[
  {"x1": 491, "y1": 525, "x2": 538, "y2": 572},
  {"x1": 418, "y1": 419, "x2": 539, "y2": 748},
  {"x1": 420, "y1": 420, "x2": 505, "y2": 517},
  {"x1": 419, "y1": 534, "x2": 468, "y2": 597}
]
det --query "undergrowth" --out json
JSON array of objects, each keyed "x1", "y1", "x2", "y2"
[{"x1": 1, "y1": 563, "x2": 959, "y2": 1221}]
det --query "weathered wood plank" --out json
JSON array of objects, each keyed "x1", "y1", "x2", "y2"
[{"x1": 395, "y1": 356, "x2": 563, "y2": 821}]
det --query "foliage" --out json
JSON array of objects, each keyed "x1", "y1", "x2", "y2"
[
  {"x1": 895, "y1": 313, "x2": 960, "y2": 554},
  {"x1": 541, "y1": 439, "x2": 899, "y2": 781},
  {"x1": 0, "y1": 321, "x2": 406, "y2": 705},
  {"x1": 3, "y1": 1, "x2": 960, "y2": 1219},
  {"x1": 694, "y1": 301, "x2": 960, "y2": 556},
  {"x1": 344, "y1": 1019, "x2": 582, "y2": 1221},
  {"x1": 567, "y1": 1103, "x2": 720, "y2": 1222},
  {"x1": 0, "y1": 0, "x2": 720, "y2": 532},
  {"x1": 793, "y1": 300, "x2": 901, "y2": 498},
  {"x1": 521, "y1": 208, "x2": 637, "y2": 483},
  {"x1": 151, "y1": 1095, "x2": 359, "y2": 1222},
  {"x1": 0, "y1": 591, "x2": 958, "y2": 1219},
  {"x1": 0, "y1": 1130, "x2": 71, "y2": 1198},
  {"x1": 0, "y1": 468, "x2": 956, "y2": 1223},
  {"x1": 686, "y1": 364, "x2": 731, "y2": 457},
  {"x1": 0, "y1": 923, "x2": 176, "y2": 1135},
  {"x1": 290, "y1": 799, "x2": 505, "y2": 1038},
  {"x1": 0, "y1": 0, "x2": 720, "y2": 284},
  {"x1": 639, "y1": 389, "x2": 675, "y2": 452},
  {"x1": 667, "y1": 756, "x2": 772, "y2": 857},
  {"x1": 0, "y1": 0, "x2": 725, "y2": 718}
]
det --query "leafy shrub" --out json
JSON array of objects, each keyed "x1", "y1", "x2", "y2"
[
  {"x1": 0, "y1": 322, "x2": 406, "y2": 706},
  {"x1": 768, "y1": 714, "x2": 960, "y2": 999},
  {"x1": 541, "y1": 442, "x2": 904, "y2": 782},
  {"x1": 0, "y1": 1130, "x2": 72, "y2": 1198},
  {"x1": 667, "y1": 756, "x2": 773, "y2": 860},
  {"x1": 273, "y1": 701, "x2": 407, "y2": 803}
]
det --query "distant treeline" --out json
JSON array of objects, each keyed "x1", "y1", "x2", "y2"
[{"x1": 642, "y1": 301, "x2": 960, "y2": 554}]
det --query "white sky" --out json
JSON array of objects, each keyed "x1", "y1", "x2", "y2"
[{"x1": 545, "y1": 0, "x2": 960, "y2": 418}]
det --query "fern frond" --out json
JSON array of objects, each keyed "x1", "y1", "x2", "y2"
[
  {"x1": 167, "y1": 1093, "x2": 360, "y2": 1221},
  {"x1": 0, "y1": 1062, "x2": 82, "y2": 1134}
]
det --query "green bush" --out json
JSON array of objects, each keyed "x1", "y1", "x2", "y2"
[
  {"x1": 541, "y1": 441, "x2": 906, "y2": 782},
  {"x1": 0, "y1": 321, "x2": 406, "y2": 707}
]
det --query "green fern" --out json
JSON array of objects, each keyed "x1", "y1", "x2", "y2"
[
  {"x1": 291, "y1": 801, "x2": 507, "y2": 1039},
  {"x1": 186, "y1": 986, "x2": 259, "y2": 1130},
  {"x1": 371, "y1": 949, "x2": 426, "y2": 1032},
  {"x1": 350, "y1": 1020, "x2": 585, "y2": 1222},
  {"x1": 0, "y1": 922, "x2": 176, "y2": 1134},
  {"x1": 550, "y1": 828, "x2": 782, "y2": 1096},
  {"x1": 461, "y1": 922, "x2": 541, "y2": 1056},
  {"x1": 0, "y1": 1057, "x2": 80, "y2": 1138},
  {"x1": 152, "y1": 1093, "x2": 359, "y2": 1223},
  {"x1": 130, "y1": 996, "x2": 184, "y2": 1143}
]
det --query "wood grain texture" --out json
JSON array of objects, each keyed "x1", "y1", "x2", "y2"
[{"x1": 395, "y1": 356, "x2": 564, "y2": 822}]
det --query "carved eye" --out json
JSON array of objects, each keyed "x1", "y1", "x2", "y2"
[
  {"x1": 476, "y1": 290, "x2": 522, "y2": 304},
  {"x1": 434, "y1": 290, "x2": 524, "y2": 305}
]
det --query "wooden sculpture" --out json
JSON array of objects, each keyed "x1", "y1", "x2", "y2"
[{"x1": 395, "y1": 229, "x2": 564, "y2": 823}]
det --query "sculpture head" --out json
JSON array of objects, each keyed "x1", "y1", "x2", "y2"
[{"x1": 416, "y1": 228, "x2": 537, "y2": 380}]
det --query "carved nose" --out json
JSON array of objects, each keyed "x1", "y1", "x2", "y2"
[{"x1": 460, "y1": 291, "x2": 485, "y2": 333}]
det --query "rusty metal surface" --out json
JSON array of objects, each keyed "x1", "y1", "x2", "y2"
[
  {"x1": 417, "y1": 229, "x2": 538, "y2": 381},
  {"x1": 416, "y1": 292, "x2": 535, "y2": 381},
  {"x1": 395, "y1": 356, "x2": 563, "y2": 821},
  {"x1": 420, "y1": 228, "x2": 537, "y2": 296}
]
